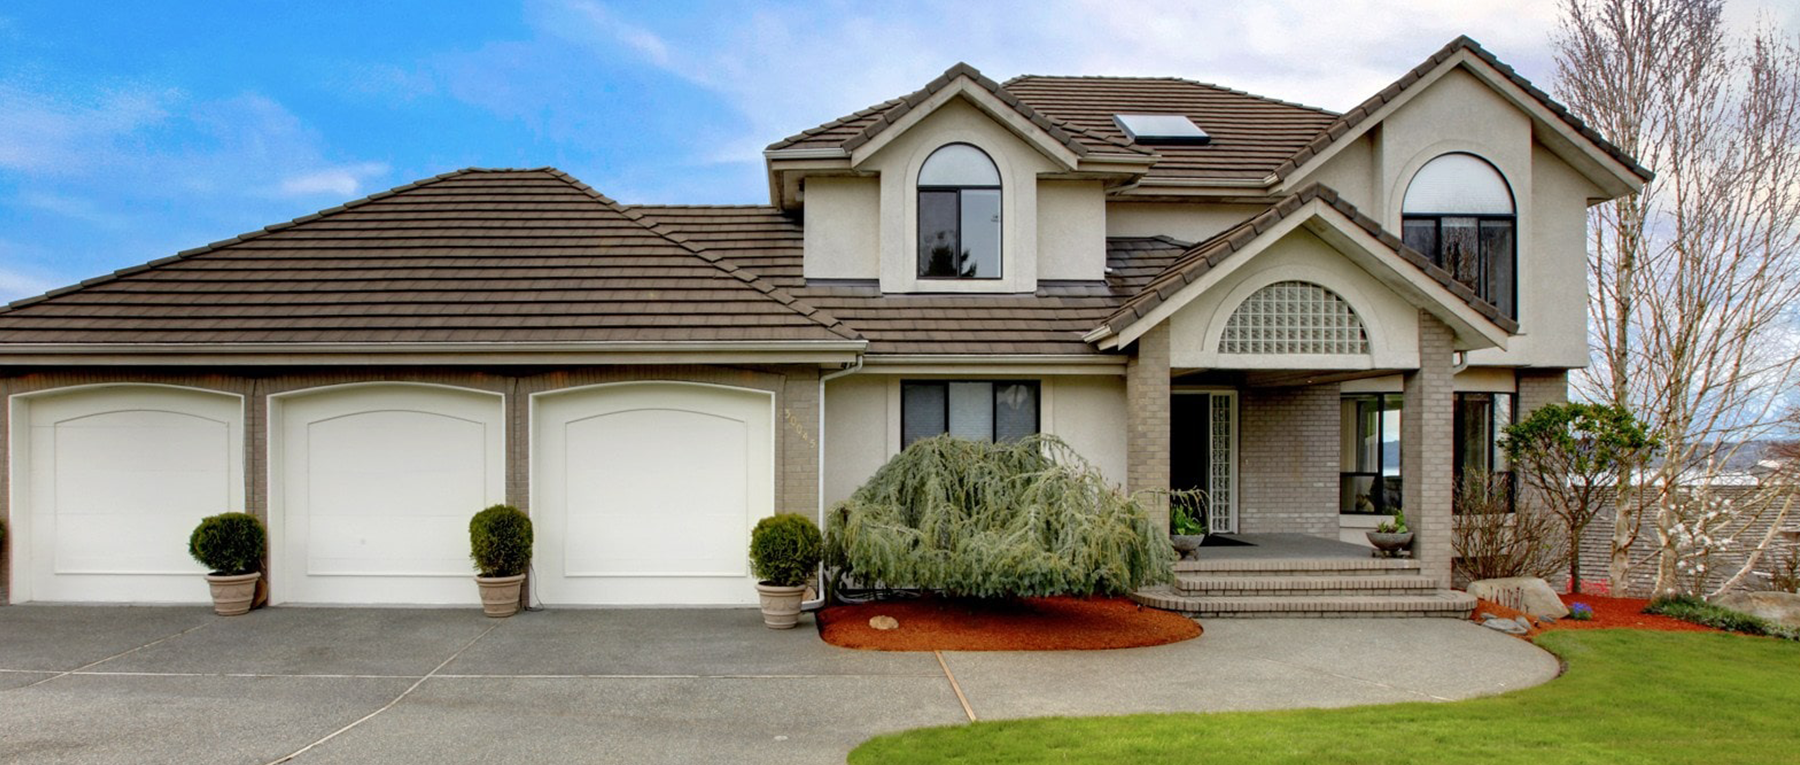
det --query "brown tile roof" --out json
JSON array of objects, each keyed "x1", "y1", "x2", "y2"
[
  {"x1": 766, "y1": 63, "x2": 1154, "y2": 159},
  {"x1": 633, "y1": 204, "x2": 1188, "y2": 356},
  {"x1": 1271, "y1": 35, "x2": 1653, "y2": 183},
  {"x1": 1003, "y1": 76, "x2": 1339, "y2": 183},
  {"x1": 0, "y1": 169, "x2": 859, "y2": 346},
  {"x1": 1096, "y1": 183, "x2": 1521, "y2": 338}
]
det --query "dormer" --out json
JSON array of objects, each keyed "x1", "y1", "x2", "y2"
[{"x1": 765, "y1": 64, "x2": 1154, "y2": 294}]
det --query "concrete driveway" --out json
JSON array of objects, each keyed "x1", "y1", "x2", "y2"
[{"x1": 0, "y1": 606, "x2": 1558, "y2": 764}]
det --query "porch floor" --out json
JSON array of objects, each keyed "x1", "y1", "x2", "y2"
[{"x1": 1189, "y1": 533, "x2": 1371, "y2": 562}]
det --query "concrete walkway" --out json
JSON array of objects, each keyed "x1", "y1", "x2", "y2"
[{"x1": 0, "y1": 605, "x2": 1559, "y2": 765}]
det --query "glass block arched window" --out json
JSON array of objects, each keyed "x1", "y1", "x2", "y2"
[{"x1": 1220, "y1": 281, "x2": 1369, "y2": 355}]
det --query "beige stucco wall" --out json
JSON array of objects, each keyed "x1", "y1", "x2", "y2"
[
  {"x1": 801, "y1": 177, "x2": 880, "y2": 280},
  {"x1": 859, "y1": 97, "x2": 1060, "y2": 293},
  {"x1": 820, "y1": 373, "x2": 1129, "y2": 507},
  {"x1": 1293, "y1": 65, "x2": 1600, "y2": 370},
  {"x1": 1037, "y1": 180, "x2": 1106, "y2": 281},
  {"x1": 1103, "y1": 202, "x2": 1266, "y2": 244},
  {"x1": 1164, "y1": 228, "x2": 1423, "y2": 370}
]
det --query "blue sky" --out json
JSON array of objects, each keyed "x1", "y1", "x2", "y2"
[{"x1": 3, "y1": 0, "x2": 1794, "y2": 301}]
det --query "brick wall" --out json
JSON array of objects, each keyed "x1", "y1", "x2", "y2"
[
  {"x1": 1127, "y1": 324, "x2": 1172, "y2": 531},
  {"x1": 1237, "y1": 383, "x2": 1339, "y2": 536},
  {"x1": 1403, "y1": 312, "x2": 1456, "y2": 587},
  {"x1": 0, "y1": 364, "x2": 823, "y2": 599}
]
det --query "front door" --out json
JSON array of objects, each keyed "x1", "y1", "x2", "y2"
[{"x1": 1171, "y1": 391, "x2": 1237, "y2": 533}]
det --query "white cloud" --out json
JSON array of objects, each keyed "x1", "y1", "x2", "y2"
[{"x1": 276, "y1": 162, "x2": 391, "y2": 198}]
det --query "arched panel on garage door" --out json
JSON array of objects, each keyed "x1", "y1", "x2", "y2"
[
  {"x1": 8, "y1": 385, "x2": 244, "y2": 604},
  {"x1": 532, "y1": 382, "x2": 774, "y2": 605},
  {"x1": 270, "y1": 383, "x2": 505, "y2": 605}
]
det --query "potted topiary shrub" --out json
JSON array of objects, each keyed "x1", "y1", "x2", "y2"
[
  {"x1": 1367, "y1": 508, "x2": 1413, "y2": 558},
  {"x1": 749, "y1": 513, "x2": 823, "y2": 629},
  {"x1": 470, "y1": 504, "x2": 532, "y2": 617},
  {"x1": 188, "y1": 512, "x2": 266, "y2": 616}
]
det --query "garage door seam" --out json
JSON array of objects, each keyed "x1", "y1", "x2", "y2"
[
  {"x1": 263, "y1": 620, "x2": 501, "y2": 765},
  {"x1": 23, "y1": 620, "x2": 215, "y2": 689}
]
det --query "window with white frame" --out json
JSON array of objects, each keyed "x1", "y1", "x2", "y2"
[
  {"x1": 917, "y1": 143, "x2": 1002, "y2": 280},
  {"x1": 1220, "y1": 281, "x2": 1369, "y2": 355}
]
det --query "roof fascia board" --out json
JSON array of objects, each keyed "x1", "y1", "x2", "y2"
[
  {"x1": 1100, "y1": 199, "x2": 1509, "y2": 352},
  {"x1": 0, "y1": 341, "x2": 867, "y2": 367},
  {"x1": 859, "y1": 355, "x2": 1127, "y2": 376},
  {"x1": 847, "y1": 79, "x2": 1082, "y2": 171},
  {"x1": 1274, "y1": 51, "x2": 1645, "y2": 198}
]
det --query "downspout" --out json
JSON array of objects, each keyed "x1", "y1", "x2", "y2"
[{"x1": 806, "y1": 355, "x2": 864, "y2": 611}]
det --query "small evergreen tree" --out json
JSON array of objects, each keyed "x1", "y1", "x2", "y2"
[
  {"x1": 1503, "y1": 403, "x2": 1655, "y2": 593},
  {"x1": 825, "y1": 434, "x2": 1174, "y2": 599}
]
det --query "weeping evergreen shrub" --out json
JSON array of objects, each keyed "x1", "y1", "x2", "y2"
[{"x1": 825, "y1": 434, "x2": 1174, "y2": 599}]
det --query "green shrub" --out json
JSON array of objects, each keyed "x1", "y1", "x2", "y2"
[
  {"x1": 187, "y1": 512, "x2": 266, "y2": 576},
  {"x1": 749, "y1": 513, "x2": 824, "y2": 587},
  {"x1": 1644, "y1": 594, "x2": 1800, "y2": 640},
  {"x1": 1376, "y1": 508, "x2": 1409, "y2": 534},
  {"x1": 469, "y1": 505, "x2": 533, "y2": 578},
  {"x1": 826, "y1": 434, "x2": 1175, "y2": 599}
]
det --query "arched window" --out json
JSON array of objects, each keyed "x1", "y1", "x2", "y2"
[
  {"x1": 1401, "y1": 153, "x2": 1516, "y2": 318},
  {"x1": 1220, "y1": 281, "x2": 1368, "y2": 355},
  {"x1": 917, "y1": 143, "x2": 1001, "y2": 279}
]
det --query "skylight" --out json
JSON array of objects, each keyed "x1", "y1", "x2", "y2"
[{"x1": 1113, "y1": 114, "x2": 1211, "y2": 145}]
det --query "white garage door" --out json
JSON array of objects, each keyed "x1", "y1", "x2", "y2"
[
  {"x1": 532, "y1": 382, "x2": 774, "y2": 605},
  {"x1": 272, "y1": 384, "x2": 505, "y2": 605},
  {"x1": 10, "y1": 385, "x2": 243, "y2": 604}
]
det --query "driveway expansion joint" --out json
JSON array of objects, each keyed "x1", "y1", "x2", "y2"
[
  {"x1": 23, "y1": 619, "x2": 216, "y2": 689},
  {"x1": 262, "y1": 619, "x2": 502, "y2": 765}
]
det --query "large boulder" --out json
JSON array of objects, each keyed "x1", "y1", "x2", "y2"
[
  {"x1": 1466, "y1": 577, "x2": 1571, "y2": 620},
  {"x1": 1713, "y1": 591, "x2": 1800, "y2": 629}
]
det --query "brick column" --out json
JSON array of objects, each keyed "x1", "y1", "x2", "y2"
[
  {"x1": 1515, "y1": 369, "x2": 1568, "y2": 415},
  {"x1": 1127, "y1": 324, "x2": 1172, "y2": 532},
  {"x1": 1402, "y1": 312, "x2": 1455, "y2": 587}
]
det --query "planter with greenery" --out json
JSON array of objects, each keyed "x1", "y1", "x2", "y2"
[
  {"x1": 188, "y1": 512, "x2": 266, "y2": 616},
  {"x1": 470, "y1": 504, "x2": 532, "y2": 617},
  {"x1": 1169, "y1": 491, "x2": 1209, "y2": 561},
  {"x1": 1367, "y1": 508, "x2": 1413, "y2": 558},
  {"x1": 749, "y1": 513, "x2": 824, "y2": 629}
]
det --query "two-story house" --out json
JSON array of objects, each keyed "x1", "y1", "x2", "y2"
[{"x1": 0, "y1": 37, "x2": 1647, "y2": 612}]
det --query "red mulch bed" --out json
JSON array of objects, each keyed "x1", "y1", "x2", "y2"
[
  {"x1": 1472, "y1": 592, "x2": 1725, "y2": 638},
  {"x1": 818, "y1": 596, "x2": 1202, "y2": 651}
]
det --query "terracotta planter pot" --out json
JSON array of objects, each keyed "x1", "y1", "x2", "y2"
[
  {"x1": 475, "y1": 574, "x2": 526, "y2": 618},
  {"x1": 1366, "y1": 531, "x2": 1414, "y2": 558},
  {"x1": 755, "y1": 582, "x2": 808, "y2": 629},
  {"x1": 204, "y1": 572, "x2": 261, "y2": 616}
]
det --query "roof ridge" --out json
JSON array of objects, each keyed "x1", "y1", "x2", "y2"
[
  {"x1": 0, "y1": 167, "x2": 482, "y2": 315},
  {"x1": 1097, "y1": 182, "x2": 1517, "y2": 338},
  {"x1": 1269, "y1": 36, "x2": 1652, "y2": 183},
  {"x1": 1004, "y1": 74, "x2": 1339, "y2": 117},
  {"x1": 539, "y1": 168, "x2": 863, "y2": 342}
]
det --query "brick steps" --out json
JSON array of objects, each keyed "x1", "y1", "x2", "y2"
[
  {"x1": 1133, "y1": 587, "x2": 1476, "y2": 618},
  {"x1": 1176, "y1": 574, "x2": 1441, "y2": 597},
  {"x1": 1139, "y1": 554, "x2": 1473, "y2": 619}
]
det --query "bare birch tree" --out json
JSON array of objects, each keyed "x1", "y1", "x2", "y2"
[{"x1": 1554, "y1": 0, "x2": 1800, "y2": 596}]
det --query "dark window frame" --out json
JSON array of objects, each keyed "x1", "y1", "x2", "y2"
[
  {"x1": 1400, "y1": 212, "x2": 1517, "y2": 318},
  {"x1": 1340, "y1": 393, "x2": 1403, "y2": 516},
  {"x1": 899, "y1": 380, "x2": 1041, "y2": 448},
  {"x1": 917, "y1": 143, "x2": 1003, "y2": 281},
  {"x1": 1453, "y1": 391, "x2": 1518, "y2": 514}
]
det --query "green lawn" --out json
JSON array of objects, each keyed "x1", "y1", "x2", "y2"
[{"x1": 850, "y1": 630, "x2": 1799, "y2": 764}]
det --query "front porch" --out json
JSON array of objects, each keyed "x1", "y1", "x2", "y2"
[{"x1": 1132, "y1": 534, "x2": 1477, "y2": 618}]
